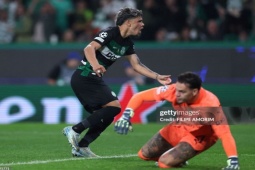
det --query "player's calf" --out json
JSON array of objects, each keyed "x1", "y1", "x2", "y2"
[
  {"x1": 158, "y1": 142, "x2": 197, "y2": 168},
  {"x1": 138, "y1": 133, "x2": 173, "y2": 161}
]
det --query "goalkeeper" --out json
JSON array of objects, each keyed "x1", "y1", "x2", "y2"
[{"x1": 115, "y1": 72, "x2": 240, "y2": 170}]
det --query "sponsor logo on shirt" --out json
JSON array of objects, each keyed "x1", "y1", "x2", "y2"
[{"x1": 100, "y1": 46, "x2": 121, "y2": 61}]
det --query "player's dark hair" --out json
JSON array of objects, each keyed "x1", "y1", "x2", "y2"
[
  {"x1": 177, "y1": 72, "x2": 202, "y2": 90},
  {"x1": 115, "y1": 7, "x2": 143, "y2": 26}
]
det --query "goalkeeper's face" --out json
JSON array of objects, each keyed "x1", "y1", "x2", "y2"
[{"x1": 175, "y1": 82, "x2": 198, "y2": 104}]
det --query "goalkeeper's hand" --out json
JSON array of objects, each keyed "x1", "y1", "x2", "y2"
[
  {"x1": 222, "y1": 157, "x2": 240, "y2": 170},
  {"x1": 114, "y1": 108, "x2": 134, "y2": 135}
]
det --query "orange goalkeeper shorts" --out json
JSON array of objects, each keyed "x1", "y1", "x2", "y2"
[{"x1": 159, "y1": 124, "x2": 218, "y2": 152}]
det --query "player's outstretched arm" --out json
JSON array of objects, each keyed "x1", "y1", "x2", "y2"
[
  {"x1": 212, "y1": 124, "x2": 240, "y2": 170},
  {"x1": 221, "y1": 133, "x2": 240, "y2": 170},
  {"x1": 156, "y1": 74, "x2": 172, "y2": 85},
  {"x1": 126, "y1": 54, "x2": 171, "y2": 85}
]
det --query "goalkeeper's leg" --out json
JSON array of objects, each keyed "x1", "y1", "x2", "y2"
[
  {"x1": 138, "y1": 133, "x2": 189, "y2": 168},
  {"x1": 157, "y1": 142, "x2": 197, "y2": 168},
  {"x1": 138, "y1": 132, "x2": 173, "y2": 161},
  {"x1": 157, "y1": 133, "x2": 217, "y2": 168}
]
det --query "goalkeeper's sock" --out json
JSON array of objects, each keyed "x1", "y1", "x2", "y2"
[
  {"x1": 79, "y1": 117, "x2": 114, "y2": 147},
  {"x1": 73, "y1": 106, "x2": 120, "y2": 134},
  {"x1": 138, "y1": 150, "x2": 159, "y2": 161},
  {"x1": 138, "y1": 150, "x2": 148, "y2": 160},
  {"x1": 158, "y1": 161, "x2": 171, "y2": 168}
]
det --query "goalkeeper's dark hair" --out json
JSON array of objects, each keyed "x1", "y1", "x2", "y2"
[
  {"x1": 115, "y1": 7, "x2": 143, "y2": 26},
  {"x1": 177, "y1": 72, "x2": 202, "y2": 90}
]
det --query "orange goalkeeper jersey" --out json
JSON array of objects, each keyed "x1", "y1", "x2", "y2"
[
  {"x1": 154, "y1": 84, "x2": 227, "y2": 134},
  {"x1": 127, "y1": 84, "x2": 238, "y2": 157}
]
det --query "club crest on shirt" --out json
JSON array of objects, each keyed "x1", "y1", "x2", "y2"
[{"x1": 120, "y1": 47, "x2": 126, "y2": 55}]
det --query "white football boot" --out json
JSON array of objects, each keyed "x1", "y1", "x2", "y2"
[
  {"x1": 63, "y1": 126, "x2": 80, "y2": 151},
  {"x1": 72, "y1": 147, "x2": 99, "y2": 158}
]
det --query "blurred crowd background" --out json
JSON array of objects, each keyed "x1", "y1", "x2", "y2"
[
  {"x1": 0, "y1": 0, "x2": 255, "y2": 44},
  {"x1": 0, "y1": 0, "x2": 254, "y2": 125}
]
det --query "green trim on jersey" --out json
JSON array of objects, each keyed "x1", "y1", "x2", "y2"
[{"x1": 77, "y1": 61, "x2": 107, "y2": 77}]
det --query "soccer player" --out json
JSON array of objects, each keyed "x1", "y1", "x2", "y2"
[
  {"x1": 62, "y1": 7, "x2": 171, "y2": 157},
  {"x1": 115, "y1": 72, "x2": 240, "y2": 170}
]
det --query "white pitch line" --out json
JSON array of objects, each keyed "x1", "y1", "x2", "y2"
[
  {"x1": 0, "y1": 154, "x2": 137, "y2": 166},
  {"x1": 0, "y1": 153, "x2": 254, "y2": 167}
]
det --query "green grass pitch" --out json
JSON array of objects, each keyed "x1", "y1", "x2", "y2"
[{"x1": 0, "y1": 123, "x2": 254, "y2": 170}]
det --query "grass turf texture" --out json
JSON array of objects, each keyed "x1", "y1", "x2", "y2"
[{"x1": 0, "y1": 123, "x2": 254, "y2": 170}]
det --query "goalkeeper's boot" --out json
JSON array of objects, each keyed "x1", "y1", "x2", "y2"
[
  {"x1": 63, "y1": 126, "x2": 80, "y2": 151},
  {"x1": 72, "y1": 147, "x2": 99, "y2": 158}
]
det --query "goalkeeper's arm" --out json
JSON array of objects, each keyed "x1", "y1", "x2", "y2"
[
  {"x1": 213, "y1": 125, "x2": 240, "y2": 170},
  {"x1": 126, "y1": 88, "x2": 158, "y2": 111},
  {"x1": 220, "y1": 133, "x2": 240, "y2": 170},
  {"x1": 114, "y1": 88, "x2": 158, "y2": 135}
]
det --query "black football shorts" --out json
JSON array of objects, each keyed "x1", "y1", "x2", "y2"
[{"x1": 71, "y1": 69, "x2": 118, "y2": 113}]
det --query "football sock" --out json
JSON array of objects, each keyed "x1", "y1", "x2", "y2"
[
  {"x1": 138, "y1": 149, "x2": 159, "y2": 161},
  {"x1": 158, "y1": 161, "x2": 171, "y2": 168},
  {"x1": 72, "y1": 122, "x2": 86, "y2": 134},
  {"x1": 72, "y1": 106, "x2": 120, "y2": 134},
  {"x1": 78, "y1": 117, "x2": 114, "y2": 147}
]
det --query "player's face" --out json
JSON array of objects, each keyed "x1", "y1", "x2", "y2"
[
  {"x1": 175, "y1": 82, "x2": 198, "y2": 104},
  {"x1": 128, "y1": 16, "x2": 144, "y2": 36}
]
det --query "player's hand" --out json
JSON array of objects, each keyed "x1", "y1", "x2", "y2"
[
  {"x1": 157, "y1": 75, "x2": 171, "y2": 85},
  {"x1": 222, "y1": 157, "x2": 240, "y2": 170},
  {"x1": 114, "y1": 108, "x2": 134, "y2": 135},
  {"x1": 92, "y1": 64, "x2": 106, "y2": 77}
]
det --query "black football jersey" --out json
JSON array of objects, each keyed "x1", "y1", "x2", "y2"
[{"x1": 78, "y1": 26, "x2": 135, "y2": 76}]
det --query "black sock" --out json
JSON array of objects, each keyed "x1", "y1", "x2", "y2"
[
  {"x1": 78, "y1": 117, "x2": 114, "y2": 147},
  {"x1": 72, "y1": 122, "x2": 87, "y2": 134},
  {"x1": 72, "y1": 106, "x2": 120, "y2": 134}
]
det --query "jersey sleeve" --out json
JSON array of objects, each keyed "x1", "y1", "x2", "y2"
[
  {"x1": 211, "y1": 107, "x2": 238, "y2": 157},
  {"x1": 154, "y1": 84, "x2": 175, "y2": 102},
  {"x1": 212, "y1": 124, "x2": 238, "y2": 157},
  {"x1": 93, "y1": 28, "x2": 113, "y2": 46},
  {"x1": 126, "y1": 87, "x2": 159, "y2": 111}
]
